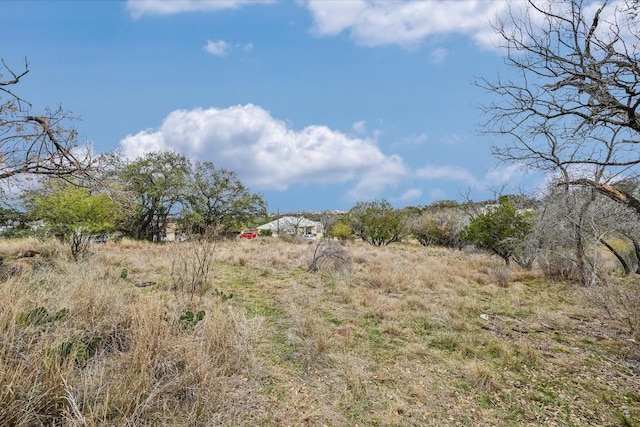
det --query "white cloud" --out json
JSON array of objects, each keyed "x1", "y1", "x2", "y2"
[
  {"x1": 119, "y1": 131, "x2": 166, "y2": 158},
  {"x1": 468, "y1": 1, "x2": 632, "y2": 52},
  {"x1": 119, "y1": 104, "x2": 406, "y2": 197},
  {"x1": 204, "y1": 40, "x2": 230, "y2": 57},
  {"x1": 203, "y1": 40, "x2": 254, "y2": 57},
  {"x1": 352, "y1": 120, "x2": 366, "y2": 133},
  {"x1": 347, "y1": 154, "x2": 407, "y2": 201},
  {"x1": 127, "y1": 0, "x2": 275, "y2": 19},
  {"x1": 303, "y1": 0, "x2": 508, "y2": 48}
]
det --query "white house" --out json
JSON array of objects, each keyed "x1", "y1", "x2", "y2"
[{"x1": 256, "y1": 216, "x2": 323, "y2": 238}]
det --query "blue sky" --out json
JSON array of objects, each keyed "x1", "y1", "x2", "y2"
[{"x1": 1, "y1": 0, "x2": 542, "y2": 212}]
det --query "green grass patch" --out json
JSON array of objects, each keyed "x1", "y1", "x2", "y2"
[{"x1": 320, "y1": 310, "x2": 342, "y2": 326}]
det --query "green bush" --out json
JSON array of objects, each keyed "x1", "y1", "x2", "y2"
[{"x1": 461, "y1": 196, "x2": 534, "y2": 266}]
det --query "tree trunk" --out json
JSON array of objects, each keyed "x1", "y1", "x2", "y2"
[
  {"x1": 599, "y1": 238, "x2": 631, "y2": 275},
  {"x1": 634, "y1": 240, "x2": 640, "y2": 274},
  {"x1": 575, "y1": 225, "x2": 589, "y2": 285}
]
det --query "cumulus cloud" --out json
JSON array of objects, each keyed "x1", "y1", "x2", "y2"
[
  {"x1": 303, "y1": 0, "x2": 508, "y2": 49},
  {"x1": 347, "y1": 154, "x2": 407, "y2": 201},
  {"x1": 127, "y1": 0, "x2": 275, "y2": 19},
  {"x1": 119, "y1": 104, "x2": 406, "y2": 197},
  {"x1": 204, "y1": 40, "x2": 230, "y2": 57}
]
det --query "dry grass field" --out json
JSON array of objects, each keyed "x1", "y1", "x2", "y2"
[{"x1": 0, "y1": 237, "x2": 638, "y2": 426}]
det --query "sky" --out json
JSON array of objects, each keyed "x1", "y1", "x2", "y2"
[{"x1": 1, "y1": 0, "x2": 544, "y2": 212}]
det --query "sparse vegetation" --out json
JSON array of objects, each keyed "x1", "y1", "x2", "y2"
[
  {"x1": 169, "y1": 228, "x2": 217, "y2": 299},
  {"x1": 0, "y1": 237, "x2": 637, "y2": 426}
]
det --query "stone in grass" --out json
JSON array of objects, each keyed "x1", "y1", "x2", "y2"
[{"x1": 135, "y1": 281, "x2": 156, "y2": 288}]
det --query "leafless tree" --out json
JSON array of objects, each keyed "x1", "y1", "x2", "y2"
[
  {"x1": 318, "y1": 211, "x2": 338, "y2": 238},
  {"x1": 0, "y1": 58, "x2": 91, "y2": 191},
  {"x1": 478, "y1": 0, "x2": 640, "y2": 214},
  {"x1": 533, "y1": 181, "x2": 640, "y2": 284}
]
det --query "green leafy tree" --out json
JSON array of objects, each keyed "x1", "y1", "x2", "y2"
[
  {"x1": 328, "y1": 217, "x2": 352, "y2": 242},
  {"x1": 461, "y1": 196, "x2": 534, "y2": 266},
  {"x1": 184, "y1": 161, "x2": 267, "y2": 234},
  {"x1": 119, "y1": 151, "x2": 190, "y2": 241},
  {"x1": 24, "y1": 181, "x2": 121, "y2": 259},
  {"x1": 348, "y1": 199, "x2": 410, "y2": 246}
]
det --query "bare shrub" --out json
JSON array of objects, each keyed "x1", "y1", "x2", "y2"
[
  {"x1": 487, "y1": 265, "x2": 512, "y2": 287},
  {"x1": 587, "y1": 278, "x2": 640, "y2": 341},
  {"x1": 538, "y1": 251, "x2": 583, "y2": 283},
  {"x1": 170, "y1": 228, "x2": 217, "y2": 298},
  {"x1": 307, "y1": 240, "x2": 351, "y2": 273}
]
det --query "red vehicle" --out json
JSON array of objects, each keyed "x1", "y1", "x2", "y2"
[{"x1": 240, "y1": 231, "x2": 257, "y2": 239}]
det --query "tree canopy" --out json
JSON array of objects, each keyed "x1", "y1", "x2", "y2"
[
  {"x1": 119, "y1": 150, "x2": 190, "y2": 241},
  {"x1": 462, "y1": 196, "x2": 534, "y2": 266},
  {"x1": 348, "y1": 199, "x2": 410, "y2": 246},
  {"x1": 185, "y1": 161, "x2": 267, "y2": 234},
  {"x1": 23, "y1": 180, "x2": 121, "y2": 259}
]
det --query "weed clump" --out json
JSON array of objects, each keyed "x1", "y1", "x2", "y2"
[{"x1": 307, "y1": 240, "x2": 351, "y2": 273}]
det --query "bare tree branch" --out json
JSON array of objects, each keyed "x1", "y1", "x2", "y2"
[
  {"x1": 0, "y1": 58, "x2": 91, "y2": 188},
  {"x1": 562, "y1": 178, "x2": 640, "y2": 215}
]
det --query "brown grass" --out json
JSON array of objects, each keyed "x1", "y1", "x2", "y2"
[{"x1": 0, "y1": 237, "x2": 638, "y2": 426}]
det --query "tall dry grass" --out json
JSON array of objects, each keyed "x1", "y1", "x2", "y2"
[
  {"x1": 0, "y1": 238, "x2": 266, "y2": 426},
  {"x1": 0, "y1": 236, "x2": 637, "y2": 425}
]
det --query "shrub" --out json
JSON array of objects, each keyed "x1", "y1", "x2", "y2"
[
  {"x1": 461, "y1": 196, "x2": 534, "y2": 266},
  {"x1": 587, "y1": 278, "x2": 640, "y2": 341},
  {"x1": 170, "y1": 228, "x2": 216, "y2": 299},
  {"x1": 307, "y1": 240, "x2": 352, "y2": 273},
  {"x1": 328, "y1": 220, "x2": 352, "y2": 242},
  {"x1": 412, "y1": 208, "x2": 466, "y2": 249},
  {"x1": 538, "y1": 251, "x2": 583, "y2": 282},
  {"x1": 348, "y1": 199, "x2": 410, "y2": 246}
]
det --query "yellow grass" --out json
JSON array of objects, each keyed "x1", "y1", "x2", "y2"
[{"x1": 0, "y1": 237, "x2": 638, "y2": 426}]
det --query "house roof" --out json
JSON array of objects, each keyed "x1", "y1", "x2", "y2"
[{"x1": 256, "y1": 216, "x2": 322, "y2": 232}]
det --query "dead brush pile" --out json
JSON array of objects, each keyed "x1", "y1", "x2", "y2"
[{"x1": 0, "y1": 237, "x2": 638, "y2": 426}]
